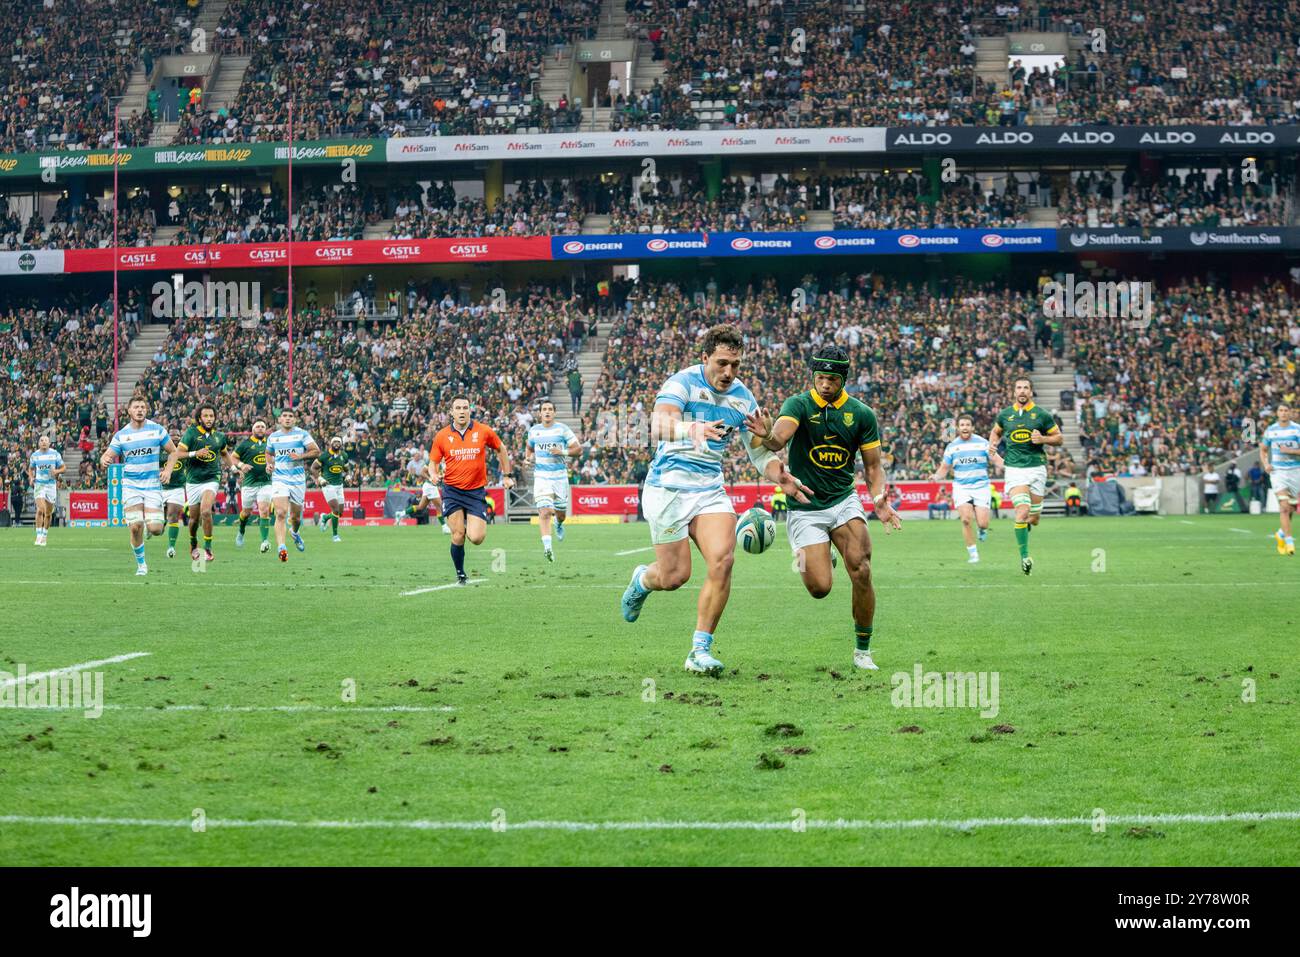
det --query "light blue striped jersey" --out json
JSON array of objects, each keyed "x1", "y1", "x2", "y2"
[
  {"x1": 266, "y1": 428, "x2": 317, "y2": 485},
  {"x1": 943, "y1": 434, "x2": 992, "y2": 487},
  {"x1": 1263, "y1": 421, "x2": 1300, "y2": 470},
  {"x1": 29, "y1": 448, "x2": 63, "y2": 487},
  {"x1": 647, "y1": 364, "x2": 757, "y2": 492},
  {"x1": 108, "y1": 420, "x2": 169, "y2": 492},
  {"x1": 528, "y1": 422, "x2": 577, "y2": 476}
]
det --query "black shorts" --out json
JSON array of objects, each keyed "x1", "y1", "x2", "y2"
[{"x1": 442, "y1": 484, "x2": 488, "y2": 520}]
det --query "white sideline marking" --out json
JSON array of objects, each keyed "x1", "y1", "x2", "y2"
[
  {"x1": 0, "y1": 652, "x2": 150, "y2": 689},
  {"x1": 0, "y1": 809, "x2": 1296, "y2": 833},
  {"x1": 1229, "y1": 528, "x2": 1252, "y2": 534},
  {"x1": 401, "y1": 579, "x2": 488, "y2": 596},
  {"x1": 614, "y1": 546, "x2": 655, "y2": 556},
  {"x1": 1180, "y1": 520, "x2": 1196, "y2": 525},
  {"x1": 34, "y1": 704, "x2": 455, "y2": 714}
]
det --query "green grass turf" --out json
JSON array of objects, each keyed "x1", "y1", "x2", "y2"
[{"x1": 0, "y1": 514, "x2": 1297, "y2": 865}]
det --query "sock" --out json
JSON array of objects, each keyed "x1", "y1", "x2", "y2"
[
  {"x1": 291, "y1": 517, "x2": 300, "y2": 533},
  {"x1": 132, "y1": 543, "x2": 146, "y2": 565},
  {"x1": 855, "y1": 625, "x2": 872, "y2": 652},
  {"x1": 259, "y1": 517, "x2": 270, "y2": 542},
  {"x1": 406, "y1": 505, "x2": 416, "y2": 517},
  {"x1": 1014, "y1": 522, "x2": 1029, "y2": 558},
  {"x1": 542, "y1": 534, "x2": 552, "y2": 550},
  {"x1": 203, "y1": 534, "x2": 213, "y2": 553},
  {"x1": 635, "y1": 569, "x2": 650, "y2": 594},
  {"x1": 967, "y1": 544, "x2": 978, "y2": 556},
  {"x1": 437, "y1": 514, "x2": 445, "y2": 527},
  {"x1": 331, "y1": 513, "x2": 339, "y2": 534},
  {"x1": 167, "y1": 522, "x2": 179, "y2": 547},
  {"x1": 692, "y1": 629, "x2": 713, "y2": 651},
  {"x1": 190, "y1": 528, "x2": 198, "y2": 547},
  {"x1": 557, "y1": 515, "x2": 564, "y2": 527},
  {"x1": 239, "y1": 514, "x2": 248, "y2": 533},
  {"x1": 450, "y1": 542, "x2": 466, "y2": 576}
]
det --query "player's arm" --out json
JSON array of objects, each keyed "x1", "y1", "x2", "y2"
[
  {"x1": 492, "y1": 433, "x2": 515, "y2": 490},
  {"x1": 987, "y1": 421, "x2": 1003, "y2": 451},
  {"x1": 1031, "y1": 427, "x2": 1063, "y2": 447},
  {"x1": 52, "y1": 459, "x2": 66, "y2": 480},
  {"x1": 651, "y1": 401, "x2": 723, "y2": 446},
  {"x1": 1259, "y1": 436, "x2": 1272, "y2": 474},
  {"x1": 988, "y1": 448, "x2": 1005, "y2": 471},
  {"x1": 310, "y1": 458, "x2": 326, "y2": 486},
  {"x1": 862, "y1": 443, "x2": 901, "y2": 532},
  {"x1": 565, "y1": 438, "x2": 582, "y2": 457}
]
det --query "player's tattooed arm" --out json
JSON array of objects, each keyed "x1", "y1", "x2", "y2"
[{"x1": 863, "y1": 444, "x2": 901, "y2": 532}]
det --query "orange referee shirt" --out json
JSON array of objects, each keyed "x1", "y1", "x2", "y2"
[{"x1": 431, "y1": 421, "x2": 502, "y2": 490}]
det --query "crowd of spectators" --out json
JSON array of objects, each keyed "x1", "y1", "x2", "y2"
[
  {"x1": 1071, "y1": 280, "x2": 1300, "y2": 478},
  {"x1": 1059, "y1": 167, "x2": 1291, "y2": 229},
  {"x1": 831, "y1": 171, "x2": 1028, "y2": 229},
  {"x1": 1, "y1": 192, "x2": 156, "y2": 251},
  {"x1": 607, "y1": 172, "x2": 812, "y2": 232},
  {"x1": 387, "y1": 179, "x2": 586, "y2": 238},
  {"x1": 0, "y1": 0, "x2": 195, "y2": 152},
  {"x1": 168, "y1": 183, "x2": 384, "y2": 245}
]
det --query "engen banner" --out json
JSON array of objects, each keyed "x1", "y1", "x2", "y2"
[
  {"x1": 553, "y1": 229, "x2": 1056, "y2": 259},
  {"x1": 569, "y1": 483, "x2": 1008, "y2": 515}
]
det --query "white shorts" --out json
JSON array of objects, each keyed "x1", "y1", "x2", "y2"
[
  {"x1": 270, "y1": 481, "x2": 305, "y2": 506},
  {"x1": 1004, "y1": 466, "x2": 1048, "y2": 497},
  {"x1": 123, "y1": 488, "x2": 163, "y2": 514},
  {"x1": 1273, "y1": 469, "x2": 1300, "y2": 501},
  {"x1": 322, "y1": 484, "x2": 346, "y2": 506},
  {"x1": 241, "y1": 486, "x2": 273, "y2": 510},
  {"x1": 642, "y1": 484, "x2": 735, "y2": 545},
  {"x1": 952, "y1": 484, "x2": 991, "y2": 509},
  {"x1": 787, "y1": 494, "x2": 868, "y2": 551},
  {"x1": 186, "y1": 481, "x2": 220, "y2": 508},
  {"x1": 162, "y1": 487, "x2": 186, "y2": 508},
  {"x1": 420, "y1": 482, "x2": 442, "y2": 501},
  {"x1": 533, "y1": 474, "x2": 570, "y2": 510},
  {"x1": 34, "y1": 484, "x2": 57, "y2": 505}
]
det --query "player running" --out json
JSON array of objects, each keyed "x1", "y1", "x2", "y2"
[
  {"x1": 28, "y1": 435, "x2": 64, "y2": 547},
  {"x1": 313, "y1": 437, "x2": 350, "y2": 542},
  {"x1": 748, "y1": 347, "x2": 900, "y2": 671},
  {"x1": 264, "y1": 408, "x2": 320, "y2": 561},
  {"x1": 932, "y1": 414, "x2": 1004, "y2": 563},
  {"x1": 987, "y1": 378, "x2": 1062, "y2": 575},
  {"x1": 160, "y1": 427, "x2": 187, "y2": 557},
  {"x1": 232, "y1": 419, "x2": 273, "y2": 553},
  {"x1": 104, "y1": 395, "x2": 178, "y2": 575},
  {"x1": 402, "y1": 449, "x2": 451, "y2": 533},
  {"x1": 620, "y1": 324, "x2": 812, "y2": 675},
  {"x1": 526, "y1": 399, "x2": 580, "y2": 562},
  {"x1": 163, "y1": 402, "x2": 232, "y2": 563},
  {"x1": 429, "y1": 396, "x2": 514, "y2": 585},
  {"x1": 1261, "y1": 401, "x2": 1300, "y2": 555}
]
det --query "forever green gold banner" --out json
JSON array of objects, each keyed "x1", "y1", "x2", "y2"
[{"x1": 0, "y1": 140, "x2": 383, "y2": 179}]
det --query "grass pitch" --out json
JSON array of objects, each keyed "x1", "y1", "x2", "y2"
[{"x1": 1, "y1": 513, "x2": 1297, "y2": 866}]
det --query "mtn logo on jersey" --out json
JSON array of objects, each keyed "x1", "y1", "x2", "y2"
[
  {"x1": 1010, "y1": 428, "x2": 1033, "y2": 443},
  {"x1": 810, "y1": 444, "x2": 850, "y2": 469}
]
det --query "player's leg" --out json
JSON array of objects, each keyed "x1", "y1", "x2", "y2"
[
  {"x1": 796, "y1": 542, "x2": 836, "y2": 598},
  {"x1": 236, "y1": 492, "x2": 251, "y2": 545},
  {"x1": 444, "y1": 503, "x2": 471, "y2": 583},
  {"x1": 974, "y1": 504, "x2": 991, "y2": 541},
  {"x1": 1028, "y1": 492, "x2": 1044, "y2": 528},
  {"x1": 165, "y1": 500, "x2": 182, "y2": 556},
  {"x1": 1276, "y1": 478, "x2": 1296, "y2": 554},
  {"x1": 623, "y1": 484, "x2": 692, "y2": 623},
  {"x1": 537, "y1": 500, "x2": 554, "y2": 560},
  {"x1": 555, "y1": 507, "x2": 566, "y2": 540},
  {"x1": 200, "y1": 487, "x2": 217, "y2": 559},
  {"x1": 683, "y1": 510, "x2": 738, "y2": 674},
  {"x1": 257, "y1": 489, "x2": 272, "y2": 551},
  {"x1": 124, "y1": 501, "x2": 149, "y2": 574},
  {"x1": 404, "y1": 495, "x2": 428, "y2": 523},
  {"x1": 1006, "y1": 477, "x2": 1033, "y2": 573},
  {"x1": 957, "y1": 502, "x2": 976, "y2": 548},
  {"x1": 831, "y1": 517, "x2": 877, "y2": 669},
  {"x1": 289, "y1": 494, "x2": 305, "y2": 551},
  {"x1": 273, "y1": 493, "x2": 290, "y2": 559},
  {"x1": 465, "y1": 514, "x2": 487, "y2": 546},
  {"x1": 186, "y1": 486, "x2": 202, "y2": 554}
]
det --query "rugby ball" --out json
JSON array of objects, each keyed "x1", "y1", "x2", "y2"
[{"x1": 736, "y1": 507, "x2": 776, "y2": 555}]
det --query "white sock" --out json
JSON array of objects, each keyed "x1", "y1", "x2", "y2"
[
  {"x1": 967, "y1": 544, "x2": 977, "y2": 555},
  {"x1": 542, "y1": 535, "x2": 552, "y2": 550}
]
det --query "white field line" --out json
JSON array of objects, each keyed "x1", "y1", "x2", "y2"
[
  {"x1": 1180, "y1": 520, "x2": 1196, "y2": 525},
  {"x1": 28, "y1": 704, "x2": 455, "y2": 714},
  {"x1": 401, "y1": 579, "x2": 487, "y2": 596},
  {"x1": 614, "y1": 546, "x2": 656, "y2": 556},
  {"x1": 1229, "y1": 528, "x2": 1252, "y2": 534},
  {"x1": 0, "y1": 652, "x2": 150, "y2": 689},
  {"x1": 0, "y1": 809, "x2": 1296, "y2": 833}
]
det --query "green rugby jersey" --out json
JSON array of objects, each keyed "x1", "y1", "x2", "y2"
[
  {"x1": 318, "y1": 450, "x2": 349, "y2": 485},
  {"x1": 777, "y1": 389, "x2": 880, "y2": 511},
  {"x1": 178, "y1": 424, "x2": 228, "y2": 483},
  {"x1": 161, "y1": 447, "x2": 186, "y2": 489},
  {"x1": 993, "y1": 402, "x2": 1058, "y2": 468},
  {"x1": 234, "y1": 437, "x2": 270, "y2": 487}
]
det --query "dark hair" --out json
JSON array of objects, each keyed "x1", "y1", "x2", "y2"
[
  {"x1": 702, "y1": 324, "x2": 744, "y2": 356},
  {"x1": 193, "y1": 401, "x2": 216, "y2": 422},
  {"x1": 540, "y1": 399, "x2": 556, "y2": 410},
  {"x1": 958, "y1": 413, "x2": 974, "y2": 424},
  {"x1": 451, "y1": 395, "x2": 471, "y2": 406},
  {"x1": 127, "y1": 394, "x2": 149, "y2": 407},
  {"x1": 1014, "y1": 377, "x2": 1033, "y2": 390}
]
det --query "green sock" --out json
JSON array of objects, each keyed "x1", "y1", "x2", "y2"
[
  {"x1": 331, "y1": 513, "x2": 339, "y2": 534},
  {"x1": 239, "y1": 514, "x2": 248, "y2": 533},
  {"x1": 203, "y1": 534, "x2": 213, "y2": 552},
  {"x1": 167, "y1": 522, "x2": 179, "y2": 547},
  {"x1": 855, "y1": 625, "x2": 872, "y2": 652},
  {"x1": 1014, "y1": 523, "x2": 1029, "y2": 558},
  {"x1": 406, "y1": 505, "x2": 416, "y2": 517},
  {"x1": 437, "y1": 514, "x2": 445, "y2": 527},
  {"x1": 259, "y1": 517, "x2": 269, "y2": 542}
]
